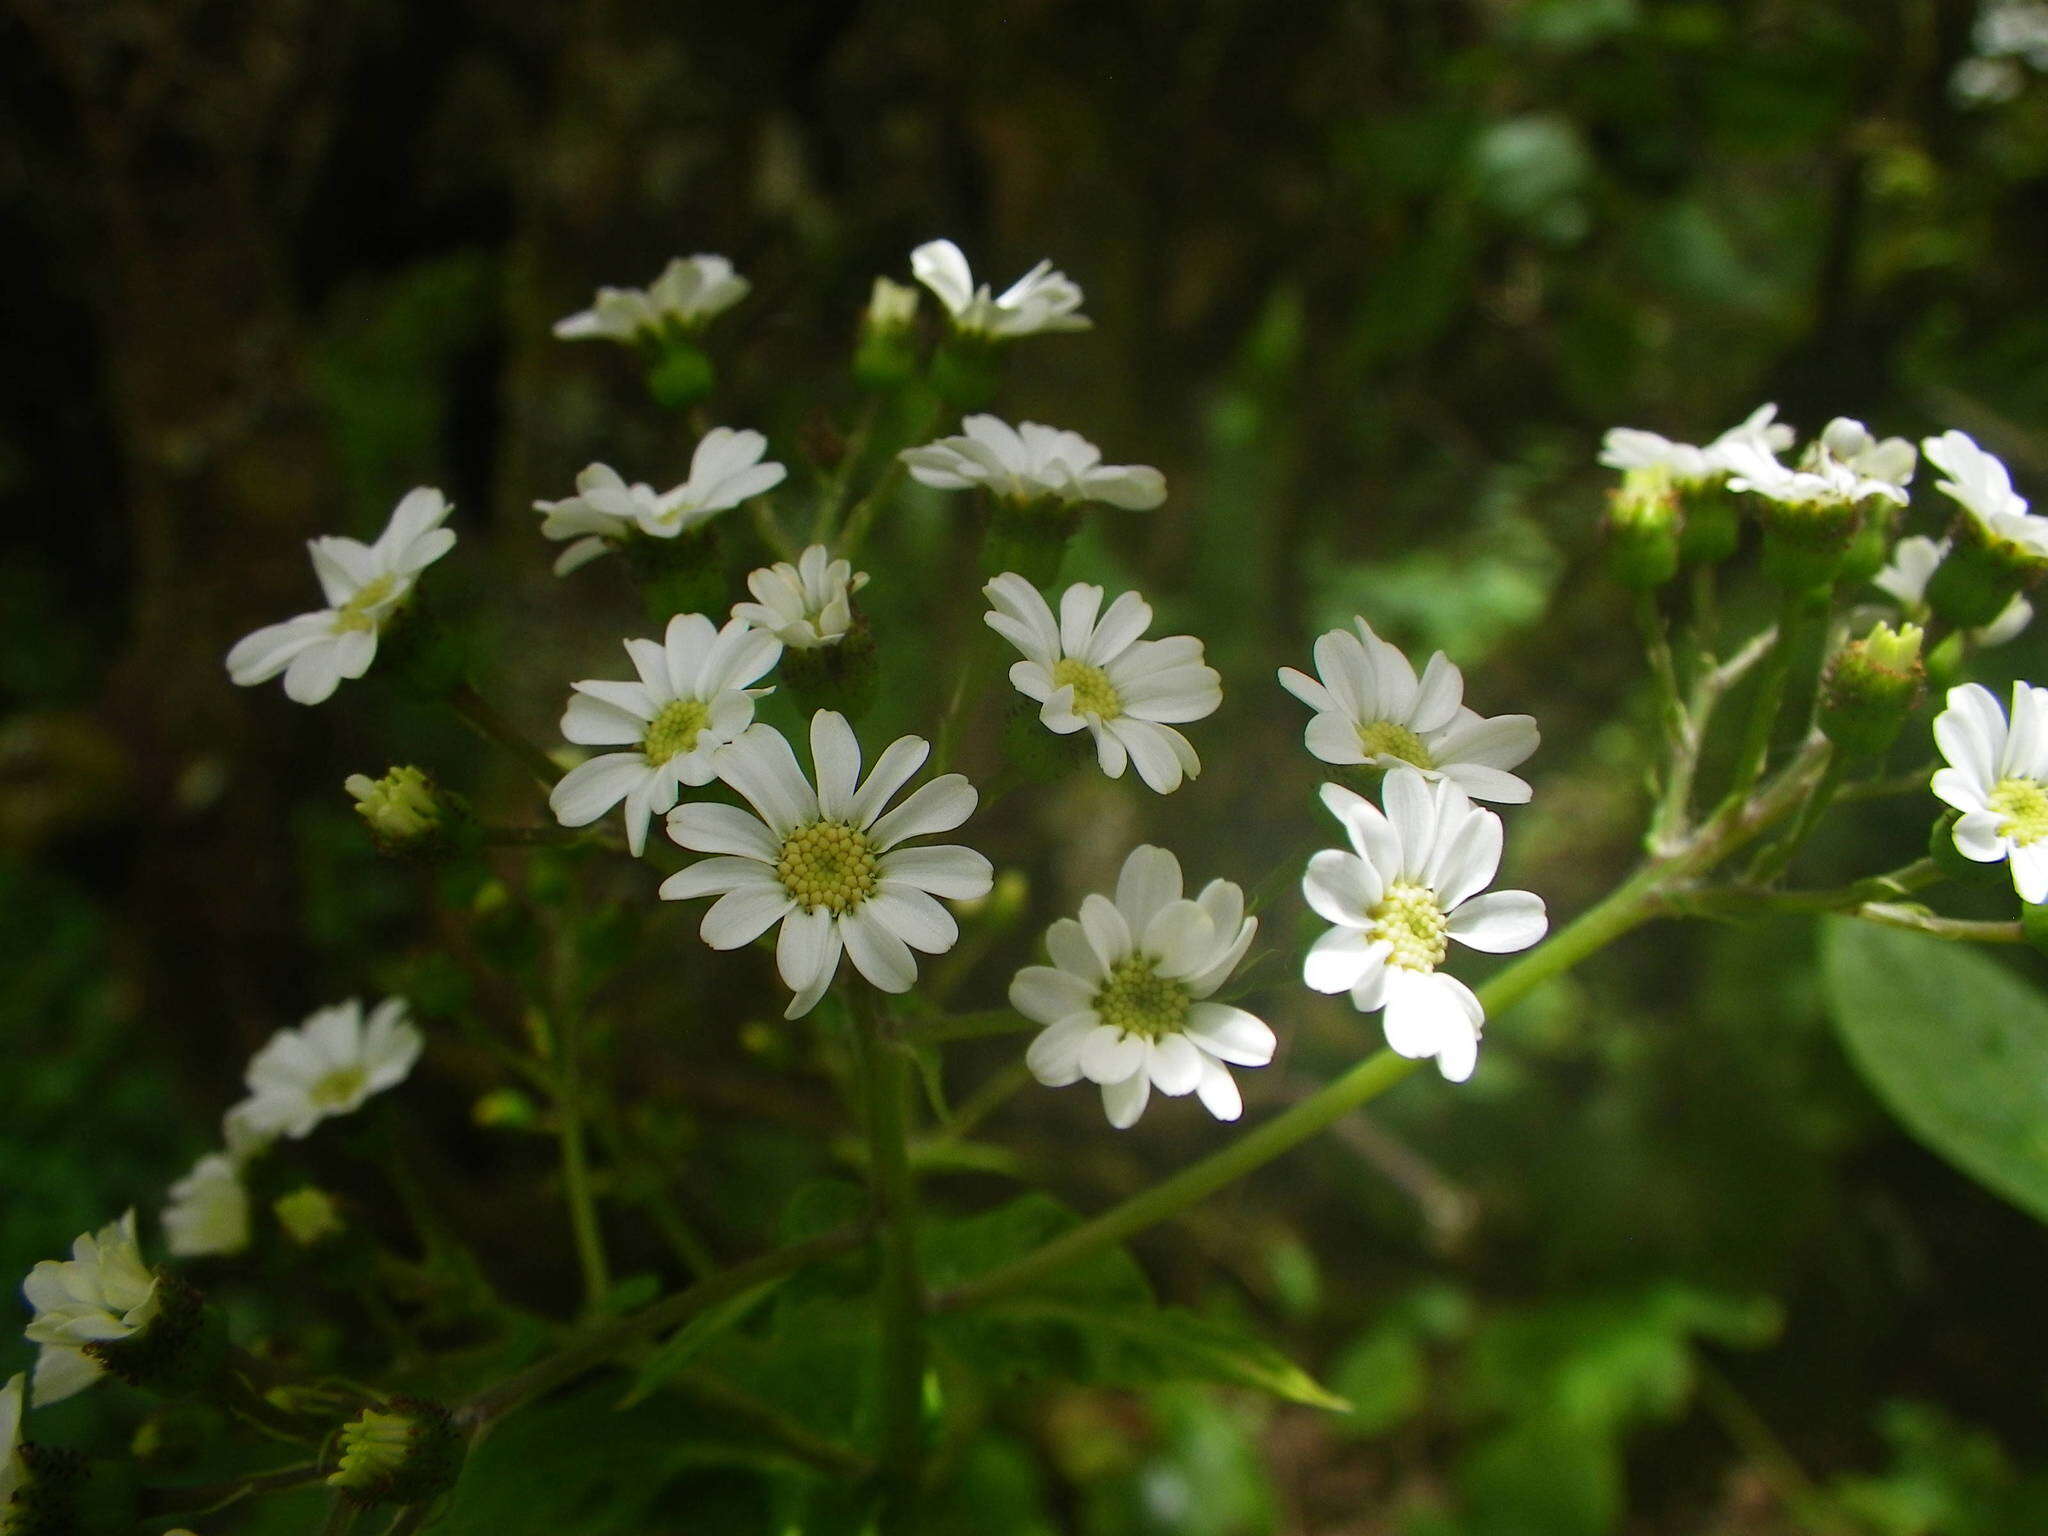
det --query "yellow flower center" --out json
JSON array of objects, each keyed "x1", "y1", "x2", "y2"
[
  {"x1": 1092, "y1": 953, "x2": 1191, "y2": 1040},
  {"x1": 309, "y1": 1066, "x2": 368, "y2": 1108},
  {"x1": 1368, "y1": 881, "x2": 1448, "y2": 971},
  {"x1": 643, "y1": 698, "x2": 713, "y2": 766},
  {"x1": 1357, "y1": 719, "x2": 1435, "y2": 769},
  {"x1": 333, "y1": 575, "x2": 397, "y2": 633},
  {"x1": 776, "y1": 820, "x2": 879, "y2": 914},
  {"x1": 1989, "y1": 776, "x2": 2048, "y2": 847},
  {"x1": 1052, "y1": 657, "x2": 1122, "y2": 720}
]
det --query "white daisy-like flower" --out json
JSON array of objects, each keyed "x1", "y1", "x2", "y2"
[
  {"x1": 732, "y1": 545, "x2": 870, "y2": 649},
  {"x1": 1723, "y1": 435, "x2": 1910, "y2": 510},
  {"x1": 226, "y1": 488, "x2": 455, "y2": 705},
  {"x1": 22, "y1": 1211, "x2": 160, "y2": 1406},
  {"x1": 908, "y1": 239, "x2": 1090, "y2": 340},
  {"x1": 1277, "y1": 619, "x2": 1539, "y2": 804},
  {"x1": 535, "y1": 431, "x2": 789, "y2": 575},
  {"x1": 1874, "y1": 535, "x2": 2032, "y2": 647},
  {"x1": 1598, "y1": 403, "x2": 1796, "y2": 484},
  {"x1": 1922, "y1": 430, "x2": 2048, "y2": 559},
  {"x1": 902, "y1": 416, "x2": 1165, "y2": 511},
  {"x1": 1013, "y1": 845, "x2": 1272, "y2": 1128},
  {"x1": 161, "y1": 1153, "x2": 251, "y2": 1260},
  {"x1": 227, "y1": 998, "x2": 424, "y2": 1143},
  {"x1": 1815, "y1": 417, "x2": 1917, "y2": 496},
  {"x1": 1301, "y1": 771, "x2": 1548, "y2": 1083},
  {"x1": 661, "y1": 713, "x2": 993, "y2": 1020},
  {"x1": 553, "y1": 254, "x2": 749, "y2": 344},
  {"x1": 548, "y1": 615, "x2": 780, "y2": 856},
  {"x1": 983, "y1": 574, "x2": 1220, "y2": 793},
  {"x1": 1931, "y1": 681, "x2": 2048, "y2": 902},
  {"x1": 0, "y1": 1372, "x2": 24, "y2": 1503}
]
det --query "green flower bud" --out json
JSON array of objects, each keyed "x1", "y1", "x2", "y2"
[
  {"x1": 328, "y1": 1399, "x2": 465, "y2": 1507},
  {"x1": 1603, "y1": 467, "x2": 1682, "y2": 588},
  {"x1": 272, "y1": 1187, "x2": 346, "y2": 1249},
  {"x1": 853, "y1": 277, "x2": 921, "y2": 391},
  {"x1": 82, "y1": 1275, "x2": 227, "y2": 1402},
  {"x1": 1820, "y1": 622, "x2": 1925, "y2": 757},
  {"x1": 345, "y1": 766, "x2": 453, "y2": 855},
  {"x1": 643, "y1": 340, "x2": 715, "y2": 411}
]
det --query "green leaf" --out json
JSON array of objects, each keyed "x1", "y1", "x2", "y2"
[
  {"x1": 1823, "y1": 920, "x2": 2048, "y2": 1224},
  {"x1": 1329, "y1": 1322, "x2": 1428, "y2": 1436}
]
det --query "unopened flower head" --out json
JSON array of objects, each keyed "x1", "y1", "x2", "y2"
[
  {"x1": 661, "y1": 712, "x2": 993, "y2": 1019},
  {"x1": 535, "y1": 431, "x2": 788, "y2": 575},
  {"x1": 345, "y1": 765, "x2": 444, "y2": 849},
  {"x1": 228, "y1": 998, "x2": 422, "y2": 1142},
  {"x1": 1278, "y1": 619, "x2": 1539, "y2": 803},
  {"x1": 226, "y1": 488, "x2": 454, "y2": 705},
  {"x1": 902, "y1": 416, "x2": 1165, "y2": 513},
  {"x1": 985, "y1": 574, "x2": 1220, "y2": 794},
  {"x1": 1874, "y1": 535, "x2": 2032, "y2": 647},
  {"x1": 328, "y1": 1398, "x2": 464, "y2": 1505},
  {"x1": 1932, "y1": 681, "x2": 2048, "y2": 902},
  {"x1": 1922, "y1": 430, "x2": 2048, "y2": 562},
  {"x1": 274, "y1": 1187, "x2": 346, "y2": 1249},
  {"x1": 23, "y1": 1211, "x2": 160, "y2": 1405},
  {"x1": 549, "y1": 614, "x2": 780, "y2": 856},
  {"x1": 1820, "y1": 622, "x2": 1926, "y2": 757},
  {"x1": 732, "y1": 545, "x2": 869, "y2": 650},
  {"x1": 864, "y1": 276, "x2": 920, "y2": 335},
  {"x1": 1014, "y1": 845, "x2": 1272, "y2": 1128},
  {"x1": 1302, "y1": 771, "x2": 1548, "y2": 1082},
  {"x1": 909, "y1": 239, "x2": 1090, "y2": 340},
  {"x1": 552, "y1": 255, "x2": 749, "y2": 345},
  {"x1": 161, "y1": 1153, "x2": 250, "y2": 1260}
]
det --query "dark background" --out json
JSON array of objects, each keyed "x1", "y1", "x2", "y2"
[{"x1": 6, "y1": 1, "x2": 2048, "y2": 1531}]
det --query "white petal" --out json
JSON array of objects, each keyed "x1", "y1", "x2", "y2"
[
  {"x1": 1141, "y1": 900, "x2": 1216, "y2": 979},
  {"x1": 666, "y1": 801, "x2": 780, "y2": 860},
  {"x1": 1079, "y1": 1024, "x2": 1146, "y2": 1084},
  {"x1": 1046, "y1": 917, "x2": 1106, "y2": 983},
  {"x1": 776, "y1": 906, "x2": 836, "y2": 993},
  {"x1": 1101, "y1": 1072, "x2": 1151, "y2": 1128},
  {"x1": 877, "y1": 844, "x2": 995, "y2": 900},
  {"x1": 870, "y1": 885, "x2": 962, "y2": 953},
  {"x1": 1193, "y1": 1056, "x2": 1244, "y2": 1120},
  {"x1": 1026, "y1": 1015, "x2": 1098, "y2": 1086},
  {"x1": 1447, "y1": 889, "x2": 1547, "y2": 953},
  {"x1": 1147, "y1": 1034, "x2": 1204, "y2": 1096},
  {"x1": 848, "y1": 734, "x2": 932, "y2": 827},
  {"x1": 810, "y1": 711, "x2": 862, "y2": 819},
  {"x1": 1303, "y1": 927, "x2": 1381, "y2": 994},
  {"x1": 1303, "y1": 848, "x2": 1381, "y2": 926},
  {"x1": 1183, "y1": 1002, "x2": 1277, "y2": 1067},
  {"x1": 550, "y1": 754, "x2": 650, "y2": 829},
  {"x1": 868, "y1": 774, "x2": 977, "y2": 848},
  {"x1": 1011, "y1": 965, "x2": 1096, "y2": 1026},
  {"x1": 717, "y1": 724, "x2": 819, "y2": 835},
  {"x1": 1114, "y1": 844, "x2": 1184, "y2": 932},
  {"x1": 660, "y1": 856, "x2": 778, "y2": 901},
  {"x1": 842, "y1": 906, "x2": 918, "y2": 992}
]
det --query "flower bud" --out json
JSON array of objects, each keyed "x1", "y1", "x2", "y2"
[
  {"x1": 273, "y1": 1187, "x2": 347, "y2": 1249},
  {"x1": 853, "y1": 277, "x2": 921, "y2": 390},
  {"x1": 643, "y1": 339, "x2": 715, "y2": 411},
  {"x1": 1820, "y1": 622, "x2": 1925, "y2": 757},
  {"x1": 345, "y1": 766, "x2": 450, "y2": 854},
  {"x1": 1602, "y1": 468, "x2": 1681, "y2": 588},
  {"x1": 328, "y1": 1399, "x2": 465, "y2": 1507}
]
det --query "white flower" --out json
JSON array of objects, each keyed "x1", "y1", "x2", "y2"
[
  {"x1": 902, "y1": 416, "x2": 1165, "y2": 511},
  {"x1": 1013, "y1": 845, "x2": 1272, "y2": 1128},
  {"x1": 1922, "y1": 429, "x2": 2048, "y2": 559},
  {"x1": 549, "y1": 615, "x2": 780, "y2": 856},
  {"x1": 983, "y1": 574, "x2": 1220, "y2": 793},
  {"x1": 1874, "y1": 535, "x2": 2032, "y2": 647},
  {"x1": 226, "y1": 488, "x2": 455, "y2": 705},
  {"x1": 1301, "y1": 771, "x2": 1548, "y2": 1083},
  {"x1": 661, "y1": 713, "x2": 993, "y2": 1019},
  {"x1": 1817, "y1": 417, "x2": 1917, "y2": 495},
  {"x1": 0, "y1": 1373, "x2": 24, "y2": 1503},
  {"x1": 732, "y1": 545, "x2": 869, "y2": 649},
  {"x1": 908, "y1": 239, "x2": 1090, "y2": 340},
  {"x1": 535, "y1": 431, "x2": 788, "y2": 575},
  {"x1": 553, "y1": 254, "x2": 749, "y2": 343},
  {"x1": 161, "y1": 1153, "x2": 251, "y2": 1260},
  {"x1": 1598, "y1": 403, "x2": 1796, "y2": 484},
  {"x1": 22, "y1": 1211, "x2": 160, "y2": 1406},
  {"x1": 1277, "y1": 619, "x2": 1539, "y2": 803},
  {"x1": 228, "y1": 999, "x2": 423, "y2": 1142},
  {"x1": 1931, "y1": 681, "x2": 2048, "y2": 902},
  {"x1": 1724, "y1": 436, "x2": 1909, "y2": 509}
]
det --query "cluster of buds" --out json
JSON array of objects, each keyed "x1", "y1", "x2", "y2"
[
  {"x1": 327, "y1": 1398, "x2": 465, "y2": 1507},
  {"x1": 345, "y1": 765, "x2": 457, "y2": 856}
]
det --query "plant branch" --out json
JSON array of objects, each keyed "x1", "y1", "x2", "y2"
[{"x1": 450, "y1": 682, "x2": 561, "y2": 787}]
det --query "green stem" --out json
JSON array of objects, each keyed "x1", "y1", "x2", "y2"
[
  {"x1": 1856, "y1": 905, "x2": 2022, "y2": 943},
  {"x1": 549, "y1": 920, "x2": 611, "y2": 1314},
  {"x1": 676, "y1": 1368, "x2": 874, "y2": 1479},
  {"x1": 851, "y1": 992, "x2": 927, "y2": 1528},
  {"x1": 1727, "y1": 597, "x2": 1805, "y2": 802},
  {"x1": 459, "y1": 1227, "x2": 865, "y2": 1429},
  {"x1": 1747, "y1": 746, "x2": 1845, "y2": 884},
  {"x1": 450, "y1": 682, "x2": 561, "y2": 787},
  {"x1": 1694, "y1": 1360, "x2": 1859, "y2": 1535},
  {"x1": 588, "y1": 1100, "x2": 720, "y2": 1279},
  {"x1": 1638, "y1": 588, "x2": 1683, "y2": 756}
]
